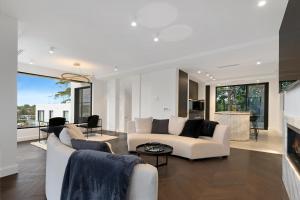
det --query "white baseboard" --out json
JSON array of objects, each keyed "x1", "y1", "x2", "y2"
[{"x1": 0, "y1": 164, "x2": 18, "y2": 178}]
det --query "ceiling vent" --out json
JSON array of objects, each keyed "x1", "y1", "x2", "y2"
[{"x1": 217, "y1": 64, "x2": 240, "y2": 69}]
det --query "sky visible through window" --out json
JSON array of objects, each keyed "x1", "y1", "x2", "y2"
[{"x1": 17, "y1": 73, "x2": 69, "y2": 106}]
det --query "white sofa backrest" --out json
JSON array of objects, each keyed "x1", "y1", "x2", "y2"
[
  {"x1": 127, "y1": 121, "x2": 136, "y2": 134},
  {"x1": 127, "y1": 121, "x2": 229, "y2": 145},
  {"x1": 46, "y1": 134, "x2": 158, "y2": 200}
]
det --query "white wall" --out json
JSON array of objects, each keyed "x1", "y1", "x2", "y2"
[
  {"x1": 92, "y1": 79, "x2": 107, "y2": 130},
  {"x1": 131, "y1": 75, "x2": 142, "y2": 119},
  {"x1": 198, "y1": 81, "x2": 206, "y2": 100},
  {"x1": 140, "y1": 68, "x2": 178, "y2": 119},
  {"x1": 0, "y1": 14, "x2": 18, "y2": 177},
  {"x1": 103, "y1": 68, "x2": 179, "y2": 132},
  {"x1": 209, "y1": 76, "x2": 282, "y2": 134},
  {"x1": 118, "y1": 78, "x2": 132, "y2": 132},
  {"x1": 106, "y1": 79, "x2": 119, "y2": 131}
]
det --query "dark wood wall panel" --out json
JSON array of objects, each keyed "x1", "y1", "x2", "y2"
[
  {"x1": 189, "y1": 80, "x2": 198, "y2": 100},
  {"x1": 178, "y1": 70, "x2": 188, "y2": 117},
  {"x1": 205, "y1": 85, "x2": 210, "y2": 120},
  {"x1": 279, "y1": 0, "x2": 300, "y2": 81}
]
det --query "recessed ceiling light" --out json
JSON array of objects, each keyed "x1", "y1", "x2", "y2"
[
  {"x1": 256, "y1": 80, "x2": 260, "y2": 83},
  {"x1": 114, "y1": 66, "x2": 118, "y2": 72},
  {"x1": 49, "y1": 47, "x2": 55, "y2": 54},
  {"x1": 213, "y1": 78, "x2": 216, "y2": 81},
  {"x1": 131, "y1": 21, "x2": 137, "y2": 27},
  {"x1": 256, "y1": 61, "x2": 261, "y2": 65},
  {"x1": 153, "y1": 36, "x2": 159, "y2": 42},
  {"x1": 210, "y1": 76, "x2": 213, "y2": 79},
  {"x1": 206, "y1": 73, "x2": 210, "y2": 77},
  {"x1": 258, "y1": 0, "x2": 267, "y2": 7},
  {"x1": 29, "y1": 61, "x2": 34, "y2": 65},
  {"x1": 197, "y1": 70, "x2": 201, "y2": 74}
]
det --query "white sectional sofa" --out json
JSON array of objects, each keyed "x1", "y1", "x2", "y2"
[
  {"x1": 127, "y1": 121, "x2": 230, "y2": 160},
  {"x1": 46, "y1": 134, "x2": 158, "y2": 200}
]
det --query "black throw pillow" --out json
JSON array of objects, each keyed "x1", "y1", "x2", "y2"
[
  {"x1": 50, "y1": 125, "x2": 65, "y2": 138},
  {"x1": 151, "y1": 119, "x2": 169, "y2": 134},
  {"x1": 199, "y1": 120, "x2": 219, "y2": 137},
  {"x1": 180, "y1": 119, "x2": 204, "y2": 138},
  {"x1": 71, "y1": 139, "x2": 111, "y2": 153}
]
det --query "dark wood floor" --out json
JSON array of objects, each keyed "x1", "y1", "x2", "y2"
[{"x1": 0, "y1": 132, "x2": 289, "y2": 200}]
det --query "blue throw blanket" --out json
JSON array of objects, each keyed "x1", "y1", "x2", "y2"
[{"x1": 61, "y1": 150, "x2": 143, "y2": 200}]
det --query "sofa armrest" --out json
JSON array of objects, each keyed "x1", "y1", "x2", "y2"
[
  {"x1": 127, "y1": 164, "x2": 158, "y2": 200},
  {"x1": 127, "y1": 121, "x2": 136, "y2": 134},
  {"x1": 105, "y1": 142, "x2": 114, "y2": 154},
  {"x1": 212, "y1": 125, "x2": 229, "y2": 145}
]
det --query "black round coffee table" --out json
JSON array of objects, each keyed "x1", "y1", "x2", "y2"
[{"x1": 136, "y1": 143, "x2": 173, "y2": 168}]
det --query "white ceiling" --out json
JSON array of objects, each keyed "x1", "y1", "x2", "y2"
[{"x1": 0, "y1": 0, "x2": 288, "y2": 81}]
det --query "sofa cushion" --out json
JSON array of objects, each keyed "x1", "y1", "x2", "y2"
[
  {"x1": 199, "y1": 120, "x2": 219, "y2": 137},
  {"x1": 151, "y1": 119, "x2": 169, "y2": 134},
  {"x1": 180, "y1": 119, "x2": 204, "y2": 138},
  {"x1": 135, "y1": 117, "x2": 153, "y2": 133},
  {"x1": 71, "y1": 139, "x2": 112, "y2": 153},
  {"x1": 66, "y1": 124, "x2": 85, "y2": 139},
  {"x1": 59, "y1": 128, "x2": 72, "y2": 147},
  {"x1": 168, "y1": 116, "x2": 187, "y2": 135}
]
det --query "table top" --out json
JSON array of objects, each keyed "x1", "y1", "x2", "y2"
[{"x1": 136, "y1": 143, "x2": 173, "y2": 155}]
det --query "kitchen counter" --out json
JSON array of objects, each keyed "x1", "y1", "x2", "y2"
[
  {"x1": 215, "y1": 112, "x2": 250, "y2": 141},
  {"x1": 215, "y1": 112, "x2": 251, "y2": 115}
]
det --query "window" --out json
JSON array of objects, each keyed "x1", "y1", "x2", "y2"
[
  {"x1": 37, "y1": 110, "x2": 44, "y2": 122},
  {"x1": 49, "y1": 110, "x2": 53, "y2": 119},
  {"x1": 74, "y1": 86, "x2": 92, "y2": 123},
  {"x1": 280, "y1": 80, "x2": 297, "y2": 92},
  {"x1": 216, "y1": 85, "x2": 247, "y2": 112},
  {"x1": 216, "y1": 83, "x2": 269, "y2": 129},
  {"x1": 63, "y1": 110, "x2": 69, "y2": 122},
  {"x1": 17, "y1": 72, "x2": 92, "y2": 128}
]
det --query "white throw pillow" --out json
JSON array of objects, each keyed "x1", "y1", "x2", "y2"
[
  {"x1": 66, "y1": 124, "x2": 85, "y2": 140},
  {"x1": 135, "y1": 117, "x2": 153, "y2": 133},
  {"x1": 59, "y1": 128, "x2": 72, "y2": 147},
  {"x1": 168, "y1": 116, "x2": 187, "y2": 135}
]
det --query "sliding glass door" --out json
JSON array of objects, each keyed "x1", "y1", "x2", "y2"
[
  {"x1": 74, "y1": 86, "x2": 92, "y2": 123},
  {"x1": 17, "y1": 72, "x2": 92, "y2": 128},
  {"x1": 216, "y1": 83, "x2": 269, "y2": 129},
  {"x1": 247, "y1": 84, "x2": 268, "y2": 129}
]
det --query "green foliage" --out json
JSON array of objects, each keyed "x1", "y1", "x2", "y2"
[
  {"x1": 280, "y1": 80, "x2": 296, "y2": 92},
  {"x1": 216, "y1": 85, "x2": 265, "y2": 112},
  {"x1": 55, "y1": 80, "x2": 71, "y2": 103},
  {"x1": 17, "y1": 104, "x2": 36, "y2": 127},
  {"x1": 216, "y1": 86, "x2": 247, "y2": 112},
  {"x1": 17, "y1": 104, "x2": 36, "y2": 116}
]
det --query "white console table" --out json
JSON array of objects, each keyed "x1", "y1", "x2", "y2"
[{"x1": 214, "y1": 112, "x2": 250, "y2": 141}]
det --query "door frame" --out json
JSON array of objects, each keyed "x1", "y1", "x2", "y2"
[{"x1": 74, "y1": 85, "x2": 93, "y2": 123}]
